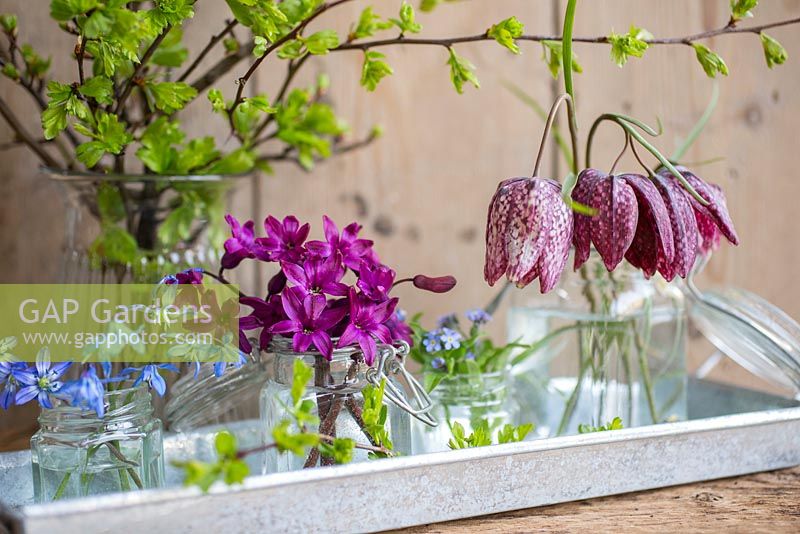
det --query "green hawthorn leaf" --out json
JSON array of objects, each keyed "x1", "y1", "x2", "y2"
[
  {"x1": 608, "y1": 25, "x2": 652, "y2": 67},
  {"x1": 147, "y1": 81, "x2": 198, "y2": 114},
  {"x1": 148, "y1": 0, "x2": 195, "y2": 32},
  {"x1": 244, "y1": 95, "x2": 277, "y2": 114},
  {"x1": 175, "y1": 137, "x2": 220, "y2": 173},
  {"x1": 692, "y1": 43, "x2": 729, "y2": 77},
  {"x1": 158, "y1": 198, "x2": 197, "y2": 245},
  {"x1": 86, "y1": 39, "x2": 139, "y2": 77},
  {"x1": 303, "y1": 30, "x2": 338, "y2": 55},
  {"x1": 447, "y1": 47, "x2": 479, "y2": 94},
  {"x1": 50, "y1": 0, "x2": 99, "y2": 22},
  {"x1": 730, "y1": 0, "x2": 758, "y2": 22},
  {"x1": 151, "y1": 27, "x2": 188, "y2": 67},
  {"x1": 253, "y1": 35, "x2": 269, "y2": 57},
  {"x1": 760, "y1": 32, "x2": 787, "y2": 68},
  {"x1": 360, "y1": 51, "x2": 393, "y2": 91},
  {"x1": 420, "y1": 0, "x2": 459, "y2": 12},
  {"x1": 82, "y1": 9, "x2": 114, "y2": 38},
  {"x1": 223, "y1": 459, "x2": 249, "y2": 485},
  {"x1": 89, "y1": 225, "x2": 138, "y2": 265},
  {"x1": 223, "y1": 37, "x2": 240, "y2": 54},
  {"x1": 290, "y1": 359, "x2": 313, "y2": 406},
  {"x1": 277, "y1": 39, "x2": 305, "y2": 59},
  {"x1": 350, "y1": 6, "x2": 392, "y2": 40},
  {"x1": 79, "y1": 76, "x2": 114, "y2": 105},
  {"x1": 208, "y1": 89, "x2": 226, "y2": 113},
  {"x1": 20, "y1": 45, "x2": 51, "y2": 78},
  {"x1": 1, "y1": 63, "x2": 18, "y2": 80},
  {"x1": 42, "y1": 81, "x2": 88, "y2": 140},
  {"x1": 96, "y1": 182, "x2": 125, "y2": 222},
  {"x1": 226, "y1": 0, "x2": 288, "y2": 42},
  {"x1": 75, "y1": 111, "x2": 132, "y2": 166},
  {"x1": 390, "y1": 2, "x2": 422, "y2": 35},
  {"x1": 319, "y1": 438, "x2": 355, "y2": 464},
  {"x1": 214, "y1": 431, "x2": 237, "y2": 458},
  {"x1": 541, "y1": 40, "x2": 582, "y2": 79},
  {"x1": 488, "y1": 16, "x2": 524, "y2": 54},
  {"x1": 137, "y1": 117, "x2": 184, "y2": 173},
  {"x1": 0, "y1": 14, "x2": 17, "y2": 33},
  {"x1": 202, "y1": 148, "x2": 256, "y2": 175}
]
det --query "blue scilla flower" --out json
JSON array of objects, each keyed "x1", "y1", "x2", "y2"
[
  {"x1": 439, "y1": 327, "x2": 462, "y2": 350},
  {"x1": 423, "y1": 330, "x2": 443, "y2": 353},
  {"x1": 213, "y1": 351, "x2": 248, "y2": 378},
  {"x1": 62, "y1": 365, "x2": 106, "y2": 418},
  {"x1": 13, "y1": 349, "x2": 71, "y2": 409},
  {"x1": 0, "y1": 361, "x2": 26, "y2": 410},
  {"x1": 466, "y1": 308, "x2": 492, "y2": 325},
  {"x1": 431, "y1": 357, "x2": 446, "y2": 370},
  {"x1": 120, "y1": 364, "x2": 179, "y2": 396}
]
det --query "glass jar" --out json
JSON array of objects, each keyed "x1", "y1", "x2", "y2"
[
  {"x1": 507, "y1": 253, "x2": 688, "y2": 436},
  {"x1": 164, "y1": 353, "x2": 272, "y2": 470},
  {"x1": 30, "y1": 385, "x2": 164, "y2": 502},
  {"x1": 48, "y1": 170, "x2": 241, "y2": 283},
  {"x1": 261, "y1": 341, "x2": 430, "y2": 472},
  {"x1": 412, "y1": 372, "x2": 519, "y2": 454}
]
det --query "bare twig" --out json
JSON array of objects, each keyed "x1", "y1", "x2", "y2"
[
  {"x1": 178, "y1": 19, "x2": 238, "y2": 83},
  {"x1": 0, "y1": 94, "x2": 61, "y2": 167}
]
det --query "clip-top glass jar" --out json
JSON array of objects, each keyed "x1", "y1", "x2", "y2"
[
  {"x1": 30, "y1": 385, "x2": 164, "y2": 502},
  {"x1": 261, "y1": 340, "x2": 435, "y2": 472},
  {"x1": 507, "y1": 253, "x2": 688, "y2": 436},
  {"x1": 412, "y1": 371, "x2": 519, "y2": 454}
]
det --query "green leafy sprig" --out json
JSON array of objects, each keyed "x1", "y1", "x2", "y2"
[
  {"x1": 447, "y1": 420, "x2": 533, "y2": 449},
  {"x1": 577, "y1": 417, "x2": 624, "y2": 434}
]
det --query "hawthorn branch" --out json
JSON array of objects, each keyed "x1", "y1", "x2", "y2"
[
  {"x1": 335, "y1": 15, "x2": 800, "y2": 51},
  {"x1": 178, "y1": 19, "x2": 238, "y2": 83},
  {"x1": 227, "y1": 0, "x2": 356, "y2": 119},
  {"x1": 251, "y1": 54, "x2": 310, "y2": 140},
  {"x1": 115, "y1": 25, "x2": 172, "y2": 114},
  {"x1": 0, "y1": 95, "x2": 61, "y2": 168}
]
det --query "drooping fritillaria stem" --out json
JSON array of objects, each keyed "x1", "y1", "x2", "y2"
[
  {"x1": 532, "y1": 93, "x2": 575, "y2": 178},
  {"x1": 608, "y1": 132, "x2": 631, "y2": 175}
]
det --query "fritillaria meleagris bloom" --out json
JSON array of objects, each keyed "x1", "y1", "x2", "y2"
[
  {"x1": 484, "y1": 177, "x2": 573, "y2": 293},
  {"x1": 572, "y1": 169, "x2": 675, "y2": 275},
  {"x1": 657, "y1": 165, "x2": 739, "y2": 255}
]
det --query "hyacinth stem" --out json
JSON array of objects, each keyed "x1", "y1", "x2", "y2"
[{"x1": 532, "y1": 93, "x2": 575, "y2": 178}]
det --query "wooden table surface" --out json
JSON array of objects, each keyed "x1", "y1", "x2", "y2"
[{"x1": 2, "y1": 429, "x2": 799, "y2": 532}]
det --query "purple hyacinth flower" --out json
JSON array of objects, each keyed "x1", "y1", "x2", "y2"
[
  {"x1": 572, "y1": 170, "x2": 639, "y2": 272},
  {"x1": 619, "y1": 173, "x2": 675, "y2": 278},
  {"x1": 484, "y1": 177, "x2": 573, "y2": 292},
  {"x1": 240, "y1": 295, "x2": 286, "y2": 352},
  {"x1": 221, "y1": 214, "x2": 257, "y2": 270},
  {"x1": 659, "y1": 166, "x2": 739, "y2": 254},
  {"x1": 269, "y1": 288, "x2": 347, "y2": 359},
  {"x1": 386, "y1": 311, "x2": 413, "y2": 345},
  {"x1": 652, "y1": 173, "x2": 700, "y2": 281},
  {"x1": 0, "y1": 361, "x2": 26, "y2": 410},
  {"x1": 161, "y1": 268, "x2": 203, "y2": 285},
  {"x1": 256, "y1": 216, "x2": 310, "y2": 264},
  {"x1": 337, "y1": 288, "x2": 398, "y2": 365},
  {"x1": 306, "y1": 215, "x2": 376, "y2": 270},
  {"x1": 13, "y1": 352, "x2": 71, "y2": 409},
  {"x1": 357, "y1": 260, "x2": 396, "y2": 301},
  {"x1": 62, "y1": 365, "x2": 106, "y2": 418},
  {"x1": 281, "y1": 253, "x2": 349, "y2": 297},
  {"x1": 119, "y1": 364, "x2": 179, "y2": 397}
]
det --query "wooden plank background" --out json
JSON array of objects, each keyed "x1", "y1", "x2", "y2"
[{"x1": 1, "y1": 1, "x2": 799, "y2": 434}]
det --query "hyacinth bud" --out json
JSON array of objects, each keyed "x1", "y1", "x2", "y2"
[
  {"x1": 267, "y1": 271, "x2": 287, "y2": 296},
  {"x1": 413, "y1": 274, "x2": 457, "y2": 293}
]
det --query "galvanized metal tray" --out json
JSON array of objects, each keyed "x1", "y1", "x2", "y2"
[{"x1": 2, "y1": 378, "x2": 799, "y2": 534}]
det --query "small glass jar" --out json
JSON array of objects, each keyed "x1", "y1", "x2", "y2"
[
  {"x1": 412, "y1": 372, "x2": 519, "y2": 454},
  {"x1": 30, "y1": 385, "x2": 164, "y2": 502},
  {"x1": 260, "y1": 341, "x2": 422, "y2": 472},
  {"x1": 507, "y1": 253, "x2": 688, "y2": 436},
  {"x1": 164, "y1": 353, "x2": 272, "y2": 470}
]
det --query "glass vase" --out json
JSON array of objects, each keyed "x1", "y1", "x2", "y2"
[
  {"x1": 48, "y1": 170, "x2": 237, "y2": 283},
  {"x1": 507, "y1": 253, "x2": 688, "y2": 436},
  {"x1": 260, "y1": 341, "x2": 430, "y2": 472},
  {"x1": 412, "y1": 371, "x2": 519, "y2": 454},
  {"x1": 30, "y1": 385, "x2": 164, "y2": 502}
]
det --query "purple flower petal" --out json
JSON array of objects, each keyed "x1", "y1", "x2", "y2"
[
  {"x1": 621, "y1": 173, "x2": 675, "y2": 278},
  {"x1": 571, "y1": 169, "x2": 606, "y2": 270},
  {"x1": 653, "y1": 173, "x2": 699, "y2": 280},
  {"x1": 589, "y1": 175, "x2": 638, "y2": 271}
]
